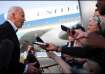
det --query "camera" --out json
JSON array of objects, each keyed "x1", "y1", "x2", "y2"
[
  {"x1": 34, "y1": 36, "x2": 48, "y2": 46},
  {"x1": 36, "y1": 36, "x2": 44, "y2": 43},
  {"x1": 61, "y1": 25, "x2": 76, "y2": 35},
  {"x1": 61, "y1": 25, "x2": 70, "y2": 32},
  {"x1": 61, "y1": 24, "x2": 85, "y2": 36}
]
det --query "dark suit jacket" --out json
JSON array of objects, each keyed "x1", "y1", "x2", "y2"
[{"x1": 0, "y1": 21, "x2": 25, "y2": 74}]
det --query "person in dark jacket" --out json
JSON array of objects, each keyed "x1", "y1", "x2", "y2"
[{"x1": 0, "y1": 6, "x2": 37, "y2": 74}]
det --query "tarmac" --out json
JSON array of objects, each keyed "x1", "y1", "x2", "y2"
[
  {"x1": 38, "y1": 57, "x2": 61, "y2": 73},
  {"x1": 20, "y1": 52, "x2": 62, "y2": 73}
]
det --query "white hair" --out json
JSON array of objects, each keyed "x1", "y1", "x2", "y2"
[{"x1": 7, "y1": 6, "x2": 23, "y2": 19}]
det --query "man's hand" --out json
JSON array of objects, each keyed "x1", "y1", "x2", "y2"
[{"x1": 40, "y1": 43, "x2": 59, "y2": 51}]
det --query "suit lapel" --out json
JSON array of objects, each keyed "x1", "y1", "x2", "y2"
[{"x1": 5, "y1": 21, "x2": 20, "y2": 46}]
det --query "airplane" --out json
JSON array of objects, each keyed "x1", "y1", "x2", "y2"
[
  {"x1": 17, "y1": 12, "x2": 80, "y2": 47},
  {"x1": 0, "y1": 1, "x2": 97, "y2": 58},
  {"x1": 15, "y1": 5, "x2": 80, "y2": 47}
]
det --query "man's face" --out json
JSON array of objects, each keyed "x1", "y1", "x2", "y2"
[{"x1": 14, "y1": 9, "x2": 25, "y2": 28}]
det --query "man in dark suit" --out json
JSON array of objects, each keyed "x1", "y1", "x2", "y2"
[
  {"x1": 0, "y1": 6, "x2": 37, "y2": 74},
  {"x1": 0, "y1": 39, "x2": 14, "y2": 74}
]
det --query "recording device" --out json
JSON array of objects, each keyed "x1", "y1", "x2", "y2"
[
  {"x1": 33, "y1": 42, "x2": 48, "y2": 46},
  {"x1": 61, "y1": 25, "x2": 70, "y2": 32},
  {"x1": 61, "y1": 24, "x2": 85, "y2": 35},
  {"x1": 61, "y1": 25, "x2": 76, "y2": 35},
  {"x1": 34, "y1": 36, "x2": 48, "y2": 46},
  {"x1": 36, "y1": 36, "x2": 44, "y2": 43}
]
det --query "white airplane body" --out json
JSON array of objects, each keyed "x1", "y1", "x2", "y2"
[
  {"x1": 16, "y1": 6, "x2": 80, "y2": 47},
  {"x1": 0, "y1": 3, "x2": 81, "y2": 57}
]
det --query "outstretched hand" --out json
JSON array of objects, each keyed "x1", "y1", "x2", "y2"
[{"x1": 39, "y1": 43, "x2": 58, "y2": 51}]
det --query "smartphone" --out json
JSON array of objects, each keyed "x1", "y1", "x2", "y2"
[
  {"x1": 61, "y1": 25, "x2": 70, "y2": 32},
  {"x1": 33, "y1": 42, "x2": 48, "y2": 46},
  {"x1": 36, "y1": 36, "x2": 44, "y2": 43}
]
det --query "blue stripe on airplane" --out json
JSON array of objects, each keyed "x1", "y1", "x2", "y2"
[
  {"x1": 22, "y1": 13, "x2": 80, "y2": 28},
  {"x1": 0, "y1": 13, "x2": 80, "y2": 27},
  {"x1": 0, "y1": 14, "x2": 5, "y2": 24}
]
